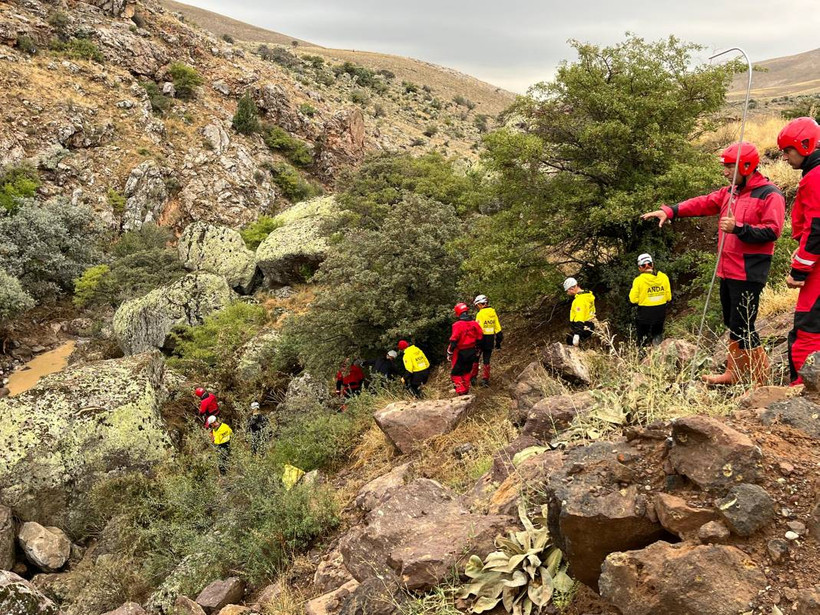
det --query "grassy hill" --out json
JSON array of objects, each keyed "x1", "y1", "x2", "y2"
[{"x1": 729, "y1": 47, "x2": 820, "y2": 99}]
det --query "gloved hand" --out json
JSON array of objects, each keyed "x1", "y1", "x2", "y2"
[{"x1": 446, "y1": 352, "x2": 453, "y2": 362}]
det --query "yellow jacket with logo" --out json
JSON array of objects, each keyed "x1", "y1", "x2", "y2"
[
  {"x1": 570, "y1": 291, "x2": 596, "y2": 323},
  {"x1": 629, "y1": 271, "x2": 672, "y2": 307},
  {"x1": 212, "y1": 423, "x2": 233, "y2": 445},
  {"x1": 402, "y1": 345, "x2": 430, "y2": 373},
  {"x1": 476, "y1": 307, "x2": 502, "y2": 335}
]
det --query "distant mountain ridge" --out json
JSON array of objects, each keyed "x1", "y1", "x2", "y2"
[{"x1": 729, "y1": 47, "x2": 820, "y2": 99}]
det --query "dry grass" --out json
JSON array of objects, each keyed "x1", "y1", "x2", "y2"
[{"x1": 759, "y1": 285, "x2": 799, "y2": 319}]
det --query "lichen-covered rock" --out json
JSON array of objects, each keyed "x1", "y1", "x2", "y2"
[
  {"x1": 0, "y1": 352, "x2": 171, "y2": 526},
  {"x1": 255, "y1": 197, "x2": 337, "y2": 287},
  {"x1": 542, "y1": 342, "x2": 590, "y2": 385},
  {"x1": 315, "y1": 109, "x2": 366, "y2": 180},
  {"x1": 0, "y1": 570, "x2": 62, "y2": 615},
  {"x1": 102, "y1": 602, "x2": 147, "y2": 615},
  {"x1": 178, "y1": 221, "x2": 258, "y2": 293},
  {"x1": 122, "y1": 161, "x2": 170, "y2": 231},
  {"x1": 114, "y1": 273, "x2": 236, "y2": 355},
  {"x1": 235, "y1": 329, "x2": 280, "y2": 384},
  {"x1": 17, "y1": 523, "x2": 70, "y2": 573},
  {"x1": 0, "y1": 504, "x2": 15, "y2": 570},
  {"x1": 146, "y1": 553, "x2": 216, "y2": 614}
]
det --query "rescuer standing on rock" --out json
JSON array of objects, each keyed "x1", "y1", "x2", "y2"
[
  {"x1": 642, "y1": 142, "x2": 785, "y2": 385},
  {"x1": 564, "y1": 277, "x2": 596, "y2": 347},
  {"x1": 397, "y1": 340, "x2": 431, "y2": 397},
  {"x1": 779, "y1": 117, "x2": 820, "y2": 384},
  {"x1": 471, "y1": 294, "x2": 503, "y2": 386},
  {"x1": 629, "y1": 253, "x2": 672, "y2": 348},
  {"x1": 447, "y1": 303, "x2": 483, "y2": 395}
]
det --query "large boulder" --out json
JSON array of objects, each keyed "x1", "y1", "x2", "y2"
[
  {"x1": 546, "y1": 441, "x2": 669, "y2": 589},
  {"x1": 541, "y1": 342, "x2": 590, "y2": 385},
  {"x1": 255, "y1": 197, "x2": 336, "y2": 287},
  {"x1": 339, "y1": 479, "x2": 513, "y2": 590},
  {"x1": 354, "y1": 462, "x2": 413, "y2": 512},
  {"x1": 122, "y1": 161, "x2": 170, "y2": 231},
  {"x1": 235, "y1": 329, "x2": 280, "y2": 384},
  {"x1": 0, "y1": 352, "x2": 171, "y2": 526},
  {"x1": 373, "y1": 396, "x2": 476, "y2": 454},
  {"x1": 196, "y1": 577, "x2": 245, "y2": 614},
  {"x1": 668, "y1": 415, "x2": 762, "y2": 491},
  {"x1": 305, "y1": 579, "x2": 359, "y2": 615},
  {"x1": 0, "y1": 570, "x2": 62, "y2": 615},
  {"x1": 760, "y1": 397, "x2": 820, "y2": 438},
  {"x1": 17, "y1": 523, "x2": 71, "y2": 573},
  {"x1": 599, "y1": 541, "x2": 766, "y2": 615},
  {"x1": 0, "y1": 504, "x2": 15, "y2": 570},
  {"x1": 521, "y1": 391, "x2": 595, "y2": 440},
  {"x1": 178, "y1": 222, "x2": 258, "y2": 294},
  {"x1": 716, "y1": 483, "x2": 775, "y2": 537},
  {"x1": 113, "y1": 273, "x2": 236, "y2": 355}
]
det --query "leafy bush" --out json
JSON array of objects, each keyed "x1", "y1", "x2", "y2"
[
  {"x1": 377, "y1": 68, "x2": 395, "y2": 80},
  {"x1": 55, "y1": 38, "x2": 104, "y2": 62},
  {"x1": 232, "y1": 93, "x2": 261, "y2": 135},
  {"x1": 168, "y1": 62, "x2": 203, "y2": 100},
  {"x1": 0, "y1": 198, "x2": 105, "y2": 302},
  {"x1": 334, "y1": 61, "x2": 378, "y2": 88},
  {"x1": 141, "y1": 81, "x2": 171, "y2": 114},
  {"x1": 262, "y1": 125, "x2": 313, "y2": 167},
  {"x1": 16, "y1": 35, "x2": 37, "y2": 55},
  {"x1": 350, "y1": 89, "x2": 370, "y2": 106},
  {"x1": 402, "y1": 81, "x2": 419, "y2": 94},
  {"x1": 107, "y1": 188, "x2": 125, "y2": 215},
  {"x1": 0, "y1": 163, "x2": 40, "y2": 213},
  {"x1": 73, "y1": 264, "x2": 111, "y2": 308},
  {"x1": 221, "y1": 33, "x2": 234, "y2": 44},
  {"x1": 0, "y1": 269, "x2": 35, "y2": 323},
  {"x1": 453, "y1": 94, "x2": 476, "y2": 110},
  {"x1": 268, "y1": 162, "x2": 321, "y2": 201},
  {"x1": 257, "y1": 45, "x2": 301, "y2": 70},
  {"x1": 423, "y1": 124, "x2": 438, "y2": 137},
  {"x1": 240, "y1": 215, "x2": 282, "y2": 249},
  {"x1": 474, "y1": 114, "x2": 490, "y2": 133},
  {"x1": 299, "y1": 102, "x2": 318, "y2": 117},
  {"x1": 302, "y1": 54, "x2": 324, "y2": 68}
]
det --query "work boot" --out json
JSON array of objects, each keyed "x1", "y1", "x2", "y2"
[
  {"x1": 481, "y1": 364, "x2": 491, "y2": 386},
  {"x1": 703, "y1": 340, "x2": 741, "y2": 385},
  {"x1": 747, "y1": 345, "x2": 770, "y2": 386}
]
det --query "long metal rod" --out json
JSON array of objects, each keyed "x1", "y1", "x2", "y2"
[{"x1": 690, "y1": 47, "x2": 753, "y2": 381}]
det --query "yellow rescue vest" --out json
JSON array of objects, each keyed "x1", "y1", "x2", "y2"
[
  {"x1": 212, "y1": 423, "x2": 232, "y2": 445},
  {"x1": 629, "y1": 271, "x2": 672, "y2": 307},
  {"x1": 402, "y1": 345, "x2": 430, "y2": 373},
  {"x1": 570, "y1": 291, "x2": 596, "y2": 323},
  {"x1": 476, "y1": 307, "x2": 502, "y2": 335}
]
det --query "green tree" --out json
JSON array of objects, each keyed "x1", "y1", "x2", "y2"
[
  {"x1": 0, "y1": 164, "x2": 40, "y2": 213},
  {"x1": 168, "y1": 62, "x2": 203, "y2": 100},
  {"x1": 73, "y1": 264, "x2": 112, "y2": 307},
  {"x1": 463, "y1": 35, "x2": 737, "y2": 308},
  {"x1": 232, "y1": 93, "x2": 261, "y2": 135},
  {"x1": 240, "y1": 216, "x2": 282, "y2": 250},
  {"x1": 291, "y1": 194, "x2": 462, "y2": 375},
  {"x1": 0, "y1": 270, "x2": 35, "y2": 323}
]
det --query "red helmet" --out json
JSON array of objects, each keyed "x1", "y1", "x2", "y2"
[
  {"x1": 454, "y1": 302, "x2": 469, "y2": 316},
  {"x1": 777, "y1": 117, "x2": 820, "y2": 156},
  {"x1": 194, "y1": 387, "x2": 205, "y2": 397},
  {"x1": 720, "y1": 142, "x2": 759, "y2": 176},
  {"x1": 397, "y1": 340, "x2": 409, "y2": 350}
]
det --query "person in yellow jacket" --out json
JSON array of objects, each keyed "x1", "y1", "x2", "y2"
[
  {"x1": 629, "y1": 253, "x2": 672, "y2": 348},
  {"x1": 564, "y1": 277, "x2": 596, "y2": 346},
  {"x1": 471, "y1": 294, "x2": 503, "y2": 386},
  {"x1": 397, "y1": 340, "x2": 430, "y2": 397},
  {"x1": 206, "y1": 415, "x2": 233, "y2": 475}
]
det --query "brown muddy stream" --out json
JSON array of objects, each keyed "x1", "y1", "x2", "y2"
[{"x1": 7, "y1": 341, "x2": 76, "y2": 396}]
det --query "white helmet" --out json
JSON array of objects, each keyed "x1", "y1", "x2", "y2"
[
  {"x1": 473, "y1": 294, "x2": 488, "y2": 306},
  {"x1": 206, "y1": 415, "x2": 217, "y2": 426},
  {"x1": 637, "y1": 253, "x2": 653, "y2": 266},
  {"x1": 563, "y1": 277, "x2": 578, "y2": 292},
  {"x1": 250, "y1": 401, "x2": 260, "y2": 411},
  {"x1": 387, "y1": 350, "x2": 398, "y2": 359}
]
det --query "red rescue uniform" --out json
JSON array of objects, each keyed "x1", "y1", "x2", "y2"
[
  {"x1": 335, "y1": 363, "x2": 364, "y2": 398},
  {"x1": 787, "y1": 150, "x2": 820, "y2": 382},
  {"x1": 448, "y1": 315, "x2": 483, "y2": 395},
  {"x1": 198, "y1": 393, "x2": 219, "y2": 419}
]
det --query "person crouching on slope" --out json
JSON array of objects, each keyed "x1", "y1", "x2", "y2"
[
  {"x1": 471, "y1": 294, "x2": 503, "y2": 386},
  {"x1": 564, "y1": 278, "x2": 595, "y2": 347},
  {"x1": 629, "y1": 253, "x2": 672, "y2": 348},
  {"x1": 447, "y1": 303, "x2": 483, "y2": 395},
  {"x1": 641, "y1": 142, "x2": 785, "y2": 385},
  {"x1": 194, "y1": 387, "x2": 219, "y2": 425},
  {"x1": 335, "y1": 358, "x2": 364, "y2": 398},
  {"x1": 778, "y1": 117, "x2": 820, "y2": 384},
  {"x1": 397, "y1": 340, "x2": 431, "y2": 397}
]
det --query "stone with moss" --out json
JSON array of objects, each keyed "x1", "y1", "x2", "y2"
[
  {"x1": 113, "y1": 273, "x2": 236, "y2": 355},
  {"x1": 0, "y1": 352, "x2": 172, "y2": 526},
  {"x1": 0, "y1": 570, "x2": 62, "y2": 615},
  {"x1": 255, "y1": 196, "x2": 337, "y2": 287},
  {"x1": 235, "y1": 328, "x2": 280, "y2": 384},
  {"x1": 178, "y1": 221, "x2": 258, "y2": 293}
]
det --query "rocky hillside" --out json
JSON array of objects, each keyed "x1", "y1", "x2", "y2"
[
  {"x1": 729, "y1": 47, "x2": 820, "y2": 100},
  {"x1": 0, "y1": 0, "x2": 508, "y2": 232}
]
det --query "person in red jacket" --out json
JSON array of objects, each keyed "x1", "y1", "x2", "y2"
[
  {"x1": 779, "y1": 117, "x2": 820, "y2": 384},
  {"x1": 194, "y1": 387, "x2": 219, "y2": 423},
  {"x1": 335, "y1": 358, "x2": 364, "y2": 398},
  {"x1": 642, "y1": 142, "x2": 785, "y2": 385},
  {"x1": 447, "y1": 302, "x2": 483, "y2": 395}
]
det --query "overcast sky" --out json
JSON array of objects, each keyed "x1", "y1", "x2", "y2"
[{"x1": 184, "y1": 0, "x2": 818, "y2": 93}]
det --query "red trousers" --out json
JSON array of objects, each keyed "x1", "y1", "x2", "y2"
[
  {"x1": 789, "y1": 267, "x2": 820, "y2": 383},
  {"x1": 451, "y1": 347, "x2": 477, "y2": 395}
]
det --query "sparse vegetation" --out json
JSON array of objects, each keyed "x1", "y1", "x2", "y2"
[
  {"x1": 141, "y1": 81, "x2": 171, "y2": 114},
  {"x1": 263, "y1": 125, "x2": 313, "y2": 167},
  {"x1": 0, "y1": 163, "x2": 40, "y2": 213},
  {"x1": 452, "y1": 94, "x2": 476, "y2": 110},
  {"x1": 350, "y1": 89, "x2": 370, "y2": 106},
  {"x1": 168, "y1": 62, "x2": 203, "y2": 100},
  {"x1": 16, "y1": 35, "x2": 37, "y2": 55},
  {"x1": 298, "y1": 102, "x2": 318, "y2": 117},
  {"x1": 267, "y1": 161, "x2": 321, "y2": 201},
  {"x1": 232, "y1": 93, "x2": 261, "y2": 135},
  {"x1": 107, "y1": 188, "x2": 126, "y2": 215},
  {"x1": 221, "y1": 33, "x2": 234, "y2": 44},
  {"x1": 403, "y1": 81, "x2": 419, "y2": 94},
  {"x1": 240, "y1": 215, "x2": 282, "y2": 249},
  {"x1": 423, "y1": 124, "x2": 439, "y2": 138},
  {"x1": 53, "y1": 38, "x2": 105, "y2": 62},
  {"x1": 258, "y1": 45, "x2": 301, "y2": 70}
]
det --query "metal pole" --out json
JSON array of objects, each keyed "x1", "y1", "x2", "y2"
[{"x1": 689, "y1": 47, "x2": 753, "y2": 381}]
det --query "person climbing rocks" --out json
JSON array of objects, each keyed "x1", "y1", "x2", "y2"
[
  {"x1": 471, "y1": 294, "x2": 503, "y2": 386},
  {"x1": 447, "y1": 303, "x2": 483, "y2": 395},
  {"x1": 194, "y1": 387, "x2": 219, "y2": 424},
  {"x1": 779, "y1": 117, "x2": 820, "y2": 384},
  {"x1": 564, "y1": 278, "x2": 596, "y2": 347},
  {"x1": 246, "y1": 401, "x2": 269, "y2": 455},
  {"x1": 206, "y1": 415, "x2": 232, "y2": 475},
  {"x1": 335, "y1": 358, "x2": 364, "y2": 398},
  {"x1": 372, "y1": 349, "x2": 400, "y2": 381},
  {"x1": 642, "y1": 142, "x2": 785, "y2": 385},
  {"x1": 629, "y1": 253, "x2": 672, "y2": 348},
  {"x1": 397, "y1": 340, "x2": 430, "y2": 397}
]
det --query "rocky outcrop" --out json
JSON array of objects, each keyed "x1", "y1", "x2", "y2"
[
  {"x1": 235, "y1": 329, "x2": 279, "y2": 384},
  {"x1": 599, "y1": 541, "x2": 766, "y2": 615},
  {"x1": 84, "y1": 0, "x2": 136, "y2": 19},
  {"x1": 0, "y1": 504, "x2": 15, "y2": 570},
  {"x1": 0, "y1": 352, "x2": 171, "y2": 525},
  {"x1": 521, "y1": 391, "x2": 595, "y2": 440},
  {"x1": 178, "y1": 221, "x2": 258, "y2": 293},
  {"x1": 373, "y1": 396, "x2": 476, "y2": 454},
  {"x1": 0, "y1": 570, "x2": 62, "y2": 615},
  {"x1": 542, "y1": 342, "x2": 590, "y2": 385},
  {"x1": 339, "y1": 479, "x2": 512, "y2": 590},
  {"x1": 354, "y1": 462, "x2": 412, "y2": 512},
  {"x1": 122, "y1": 161, "x2": 170, "y2": 232},
  {"x1": 315, "y1": 109, "x2": 366, "y2": 180},
  {"x1": 305, "y1": 579, "x2": 359, "y2": 615},
  {"x1": 113, "y1": 273, "x2": 236, "y2": 355},
  {"x1": 17, "y1": 523, "x2": 71, "y2": 573},
  {"x1": 668, "y1": 415, "x2": 762, "y2": 491},
  {"x1": 102, "y1": 603, "x2": 147, "y2": 615},
  {"x1": 509, "y1": 362, "x2": 552, "y2": 424},
  {"x1": 196, "y1": 578, "x2": 245, "y2": 614},
  {"x1": 255, "y1": 197, "x2": 337, "y2": 287}
]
